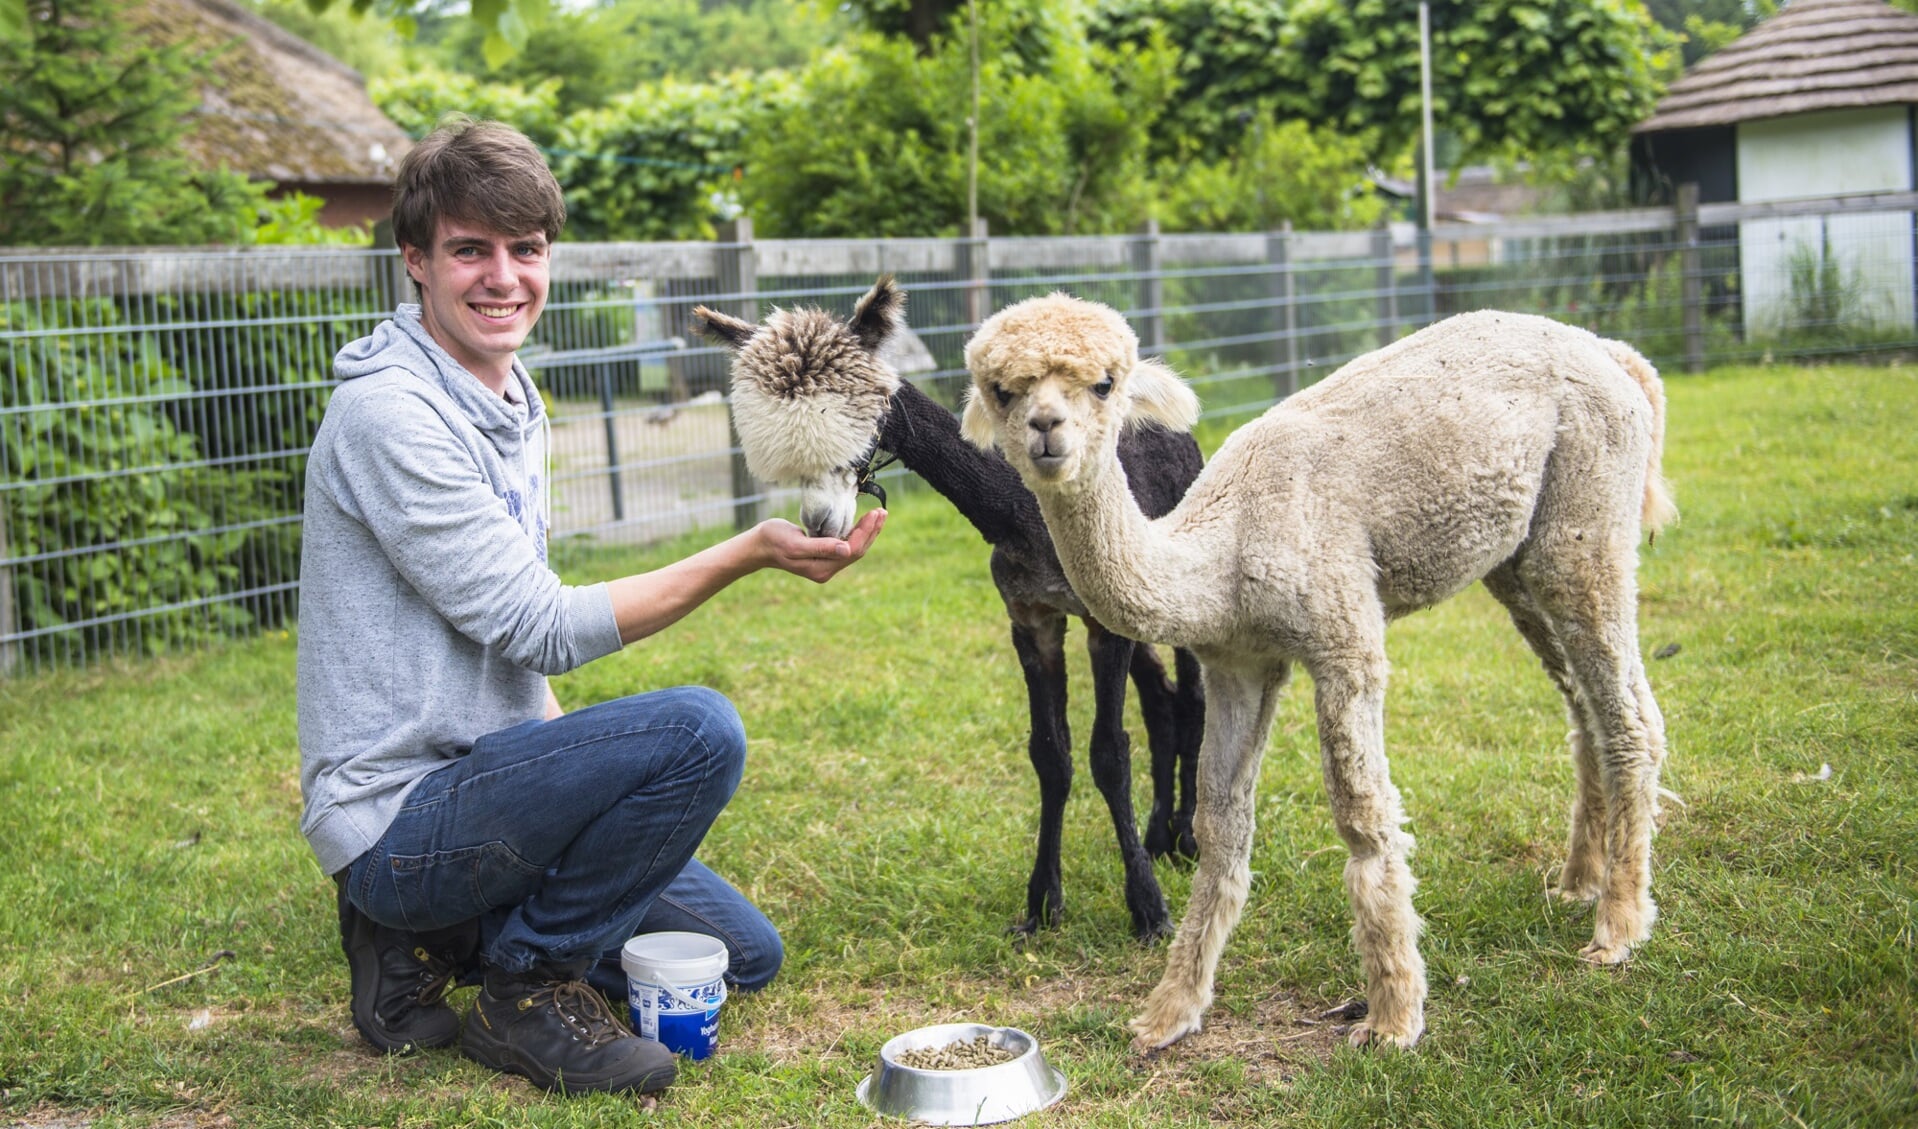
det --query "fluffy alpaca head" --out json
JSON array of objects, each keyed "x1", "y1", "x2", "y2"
[
  {"x1": 695, "y1": 276, "x2": 904, "y2": 538},
  {"x1": 961, "y1": 292, "x2": 1198, "y2": 490}
]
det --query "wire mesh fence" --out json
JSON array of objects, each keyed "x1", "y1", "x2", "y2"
[{"x1": 4, "y1": 189, "x2": 1914, "y2": 673}]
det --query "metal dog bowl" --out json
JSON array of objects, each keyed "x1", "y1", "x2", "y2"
[{"x1": 856, "y1": 1023, "x2": 1066, "y2": 1125}]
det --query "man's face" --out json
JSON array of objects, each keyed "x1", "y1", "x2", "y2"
[{"x1": 403, "y1": 217, "x2": 551, "y2": 386}]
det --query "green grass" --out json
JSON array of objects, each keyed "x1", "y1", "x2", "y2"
[{"x1": 2, "y1": 363, "x2": 1915, "y2": 1127}]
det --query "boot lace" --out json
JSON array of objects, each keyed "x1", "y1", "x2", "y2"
[
  {"x1": 518, "y1": 978, "x2": 630, "y2": 1048},
  {"x1": 410, "y1": 946, "x2": 456, "y2": 1008}
]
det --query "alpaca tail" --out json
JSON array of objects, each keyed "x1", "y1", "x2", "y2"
[{"x1": 1603, "y1": 339, "x2": 1678, "y2": 537}]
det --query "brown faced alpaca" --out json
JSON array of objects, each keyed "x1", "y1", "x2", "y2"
[{"x1": 698, "y1": 277, "x2": 1208, "y2": 943}]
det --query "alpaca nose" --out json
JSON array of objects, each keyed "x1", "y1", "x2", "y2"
[{"x1": 1028, "y1": 408, "x2": 1061, "y2": 434}]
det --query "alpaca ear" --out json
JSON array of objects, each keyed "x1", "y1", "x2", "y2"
[
  {"x1": 960, "y1": 385, "x2": 1000, "y2": 450},
  {"x1": 1126, "y1": 357, "x2": 1200, "y2": 432},
  {"x1": 691, "y1": 306, "x2": 757, "y2": 350},
  {"x1": 848, "y1": 274, "x2": 903, "y2": 354}
]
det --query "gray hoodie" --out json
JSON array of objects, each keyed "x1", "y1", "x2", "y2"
[{"x1": 297, "y1": 305, "x2": 623, "y2": 876}]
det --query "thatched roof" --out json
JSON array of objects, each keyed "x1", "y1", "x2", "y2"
[
  {"x1": 1636, "y1": 0, "x2": 1918, "y2": 133},
  {"x1": 127, "y1": 0, "x2": 412, "y2": 185}
]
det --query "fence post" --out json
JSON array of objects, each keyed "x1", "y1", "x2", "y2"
[
  {"x1": 959, "y1": 217, "x2": 990, "y2": 329},
  {"x1": 0, "y1": 500, "x2": 14, "y2": 675},
  {"x1": 1677, "y1": 181, "x2": 1705, "y2": 374},
  {"x1": 717, "y1": 217, "x2": 762, "y2": 531},
  {"x1": 1373, "y1": 222, "x2": 1398, "y2": 349},
  {"x1": 1267, "y1": 221, "x2": 1298, "y2": 398},
  {"x1": 1132, "y1": 219, "x2": 1164, "y2": 355}
]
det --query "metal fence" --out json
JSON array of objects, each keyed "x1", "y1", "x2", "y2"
[{"x1": 4, "y1": 189, "x2": 1914, "y2": 673}]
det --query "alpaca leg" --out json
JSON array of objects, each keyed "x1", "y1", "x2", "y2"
[
  {"x1": 1313, "y1": 649, "x2": 1426, "y2": 1049},
  {"x1": 1010, "y1": 616, "x2": 1072, "y2": 935},
  {"x1": 1086, "y1": 622, "x2": 1171, "y2": 941},
  {"x1": 1522, "y1": 553, "x2": 1662, "y2": 965},
  {"x1": 1482, "y1": 564, "x2": 1605, "y2": 901},
  {"x1": 1129, "y1": 661, "x2": 1286, "y2": 1052},
  {"x1": 1172, "y1": 647, "x2": 1205, "y2": 859},
  {"x1": 1126, "y1": 641, "x2": 1184, "y2": 861}
]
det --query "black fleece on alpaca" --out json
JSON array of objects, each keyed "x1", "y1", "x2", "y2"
[{"x1": 876, "y1": 380, "x2": 1205, "y2": 940}]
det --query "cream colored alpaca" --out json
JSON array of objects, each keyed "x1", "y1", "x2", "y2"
[{"x1": 961, "y1": 298, "x2": 1675, "y2": 1051}]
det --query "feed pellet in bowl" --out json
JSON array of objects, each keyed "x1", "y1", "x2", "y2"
[{"x1": 891, "y1": 1034, "x2": 1017, "y2": 1071}]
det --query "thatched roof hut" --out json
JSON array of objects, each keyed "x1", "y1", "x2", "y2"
[
  {"x1": 1631, "y1": 0, "x2": 1918, "y2": 336},
  {"x1": 130, "y1": 0, "x2": 413, "y2": 227},
  {"x1": 1631, "y1": 0, "x2": 1918, "y2": 205}
]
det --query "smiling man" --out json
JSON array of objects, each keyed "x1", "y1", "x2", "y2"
[{"x1": 296, "y1": 116, "x2": 885, "y2": 1097}]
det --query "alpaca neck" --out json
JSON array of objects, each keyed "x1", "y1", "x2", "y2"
[
  {"x1": 880, "y1": 382, "x2": 1043, "y2": 546},
  {"x1": 1032, "y1": 448, "x2": 1217, "y2": 647}
]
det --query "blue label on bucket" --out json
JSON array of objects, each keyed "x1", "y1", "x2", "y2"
[{"x1": 628, "y1": 977, "x2": 725, "y2": 1060}]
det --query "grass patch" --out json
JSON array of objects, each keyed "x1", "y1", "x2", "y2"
[{"x1": 2, "y1": 363, "x2": 1915, "y2": 1127}]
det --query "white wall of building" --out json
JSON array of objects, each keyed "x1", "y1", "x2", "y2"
[{"x1": 1737, "y1": 106, "x2": 1915, "y2": 334}]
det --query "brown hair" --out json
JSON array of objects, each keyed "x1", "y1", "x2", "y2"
[{"x1": 390, "y1": 115, "x2": 566, "y2": 254}]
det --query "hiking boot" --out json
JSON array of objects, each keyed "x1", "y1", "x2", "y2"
[
  {"x1": 461, "y1": 963, "x2": 678, "y2": 1095},
  {"x1": 335, "y1": 875, "x2": 474, "y2": 1054}
]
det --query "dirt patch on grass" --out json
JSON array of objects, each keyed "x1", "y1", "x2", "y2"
[{"x1": 746, "y1": 973, "x2": 1343, "y2": 1089}]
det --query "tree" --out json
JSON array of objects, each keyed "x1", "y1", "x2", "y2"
[
  {"x1": 736, "y1": 18, "x2": 1175, "y2": 237},
  {"x1": 0, "y1": 0, "x2": 265, "y2": 246},
  {"x1": 1280, "y1": 0, "x2": 1674, "y2": 175},
  {"x1": 1094, "y1": 0, "x2": 1675, "y2": 180},
  {"x1": 1155, "y1": 118, "x2": 1386, "y2": 234},
  {"x1": 1642, "y1": 0, "x2": 1775, "y2": 66},
  {"x1": 1089, "y1": 0, "x2": 1289, "y2": 165}
]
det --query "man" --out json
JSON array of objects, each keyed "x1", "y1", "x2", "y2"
[{"x1": 296, "y1": 115, "x2": 885, "y2": 1096}]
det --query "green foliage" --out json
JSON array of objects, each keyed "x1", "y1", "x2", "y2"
[
  {"x1": 0, "y1": 0, "x2": 266, "y2": 246},
  {"x1": 554, "y1": 73, "x2": 764, "y2": 242},
  {"x1": 245, "y1": 0, "x2": 410, "y2": 78},
  {"x1": 0, "y1": 302, "x2": 274, "y2": 655},
  {"x1": 369, "y1": 63, "x2": 566, "y2": 148},
  {"x1": 1089, "y1": 0, "x2": 1290, "y2": 165},
  {"x1": 1273, "y1": 0, "x2": 1676, "y2": 176},
  {"x1": 738, "y1": 19, "x2": 1174, "y2": 237},
  {"x1": 1155, "y1": 118, "x2": 1385, "y2": 233},
  {"x1": 251, "y1": 193, "x2": 375, "y2": 247},
  {"x1": 426, "y1": 0, "x2": 841, "y2": 108},
  {"x1": 1642, "y1": 0, "x2": 1776, "y2": 67}
]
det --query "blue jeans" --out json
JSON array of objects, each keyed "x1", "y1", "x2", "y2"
[{"x1": 342, "y1": 686, "x2": 783, "y2": 995}]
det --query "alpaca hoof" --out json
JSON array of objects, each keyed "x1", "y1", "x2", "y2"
[
  {"x1": 1556, "y1": 885, "x2": 1599, "y2": 905},
  {"x1": 1127, "y1": 1012, "x2": 1200, "y2": 1054},
  {"x1": 1578, "y1": 939, "x2": 1633, "y2": 965},
  {"x1": 1131, "y1": 915, "x2": 1175, "y2": 946},
  {"x1": 1348, "y1": 1020, "x2": 1421, "y2": 1050}
]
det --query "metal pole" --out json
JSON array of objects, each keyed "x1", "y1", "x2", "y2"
[
  {"x1": 1417, "y1": 1, "x2": 1438, "y2": 330},
  {"x1": 968, "y1": 0, "x2": 980, "y2": 234},
  {"x1": 1418, "y1": 1, "x2": 1436, "y2": 233}
]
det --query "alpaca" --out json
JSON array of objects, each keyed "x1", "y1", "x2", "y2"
[
  {"x1": 961, "y1": 295, "x2": 1676, "y2": 1051},
  {"x1": 693, "y1": 277, "x2": 1206, "y2": 941}
]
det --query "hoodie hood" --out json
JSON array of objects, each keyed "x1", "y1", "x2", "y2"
[
  {"x1": 333, "y1": 304, "x2": 550, "y2": 553},
  {"x1": 334, "y1": 304, "x2": 546, "y2": 441}
]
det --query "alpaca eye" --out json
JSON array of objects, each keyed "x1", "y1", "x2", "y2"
[
  {"x1": 1092, "y1": 377, "x2": 1115, "y2": 400},
  {"x1": 993, "y1": 384, "x2": 1012, "y2": 408}
]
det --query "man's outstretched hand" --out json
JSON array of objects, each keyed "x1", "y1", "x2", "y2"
[{"x1": 757, "y1": 508, "x2": 887, "y2": 583}]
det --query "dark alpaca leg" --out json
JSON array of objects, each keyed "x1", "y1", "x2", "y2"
[
  {"x1": 1087, "y1": 621, "x2": 1172, "y2": 942},
  {"x1": 1010, "y1": 615, "x2": 1071, "y2": 936},
  {"x1": 1171, "y1": 646, "x2": 1205, "y2": 860},
  {"x1": 1127, "y1": 642, "x2": 1183, "y2": 861}
]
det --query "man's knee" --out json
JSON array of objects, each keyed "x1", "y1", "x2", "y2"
[
  {"x1": 729, "y1": 927, "x2": 784, "y2": 993},
  {"x1": 663, "y1": 685, "x2": 747, "y2": 779}
]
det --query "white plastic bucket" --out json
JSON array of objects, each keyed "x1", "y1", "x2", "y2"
[{"x1": 621, "y1": 931, "x2": 730, "y2": 1061}]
